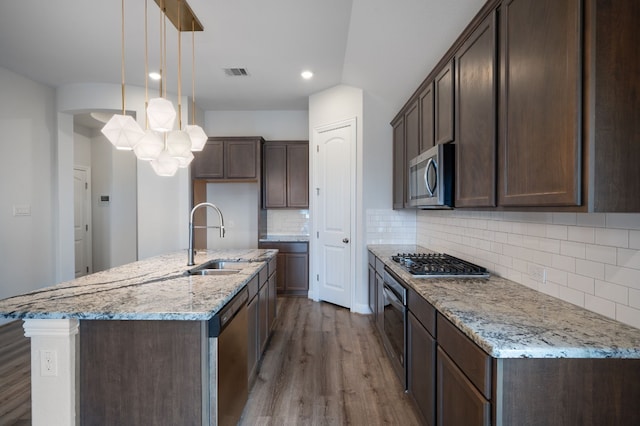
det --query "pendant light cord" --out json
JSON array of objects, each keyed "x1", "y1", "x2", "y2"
[
  {"x1": 144, "y1": 0, "x2": 149, "y2": 129},
  {"x1": 191, "y1": 19, "x2": 196, "y2": 125},
  {"x1": 177, "y1": 0, "x2": 182, "y2": 129},
  {"x1": 120, "y1": 0, "x2": 126, "y2": 115}
]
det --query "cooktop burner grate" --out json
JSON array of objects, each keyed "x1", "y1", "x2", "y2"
[{"x1": 392, "y1": 253, "x2": 489, "y2": 278}]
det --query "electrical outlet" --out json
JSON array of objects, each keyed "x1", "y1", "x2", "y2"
[
  {"x1": 528, "y1": 264, "x2": 547, "y2": 284},
  {"x1": 40, "y1": 349, "x2": 58, "y2": 377}
]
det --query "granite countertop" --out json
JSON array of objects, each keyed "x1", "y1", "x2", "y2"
[
  {"x1": 0, "y1": 249, "x2": 277, "y2": 321},
  {"x1": 368, "y1": 244, "x2": 640, "y2": 359},
  {"x1": 259, "y1": 235, "x2": 310, "y2": 242}
]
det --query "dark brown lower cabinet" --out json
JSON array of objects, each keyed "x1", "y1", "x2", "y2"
[
  {"x1": 368, "y1": 262, "x2": 376, "y2": 316},
  {"x1": 259, "y1": 241, "x2": 308, "y2": 296},
  {"x1": 437, "y1": 347, "x2": 491, "y2": 426},
  {"x1": 408, "y1": 312, "x2": 436, "y2": 426},
  {"x1": 258, "y1": 278, "x2": 269, "y2": 354}
]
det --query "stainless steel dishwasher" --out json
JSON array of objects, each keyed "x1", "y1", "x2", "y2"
[{"x1": 209, "y1": 288, "x2": 248, "y2": 426}]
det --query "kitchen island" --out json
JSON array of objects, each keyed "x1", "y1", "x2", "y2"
[
  {"x1": 369, "y1": 244, "x2": 640, "y2": 425},
  {"x1": 0, "y1": 248, "x2": 278, "y2": 426}
]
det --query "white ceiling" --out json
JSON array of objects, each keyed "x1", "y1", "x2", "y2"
[{"x1": 0, "y1": 0, "x2": 485, "y2": 113}]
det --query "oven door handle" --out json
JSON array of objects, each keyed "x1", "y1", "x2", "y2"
[{"x1": 383, "y1": 286, "x2": 404, "y2": 311}]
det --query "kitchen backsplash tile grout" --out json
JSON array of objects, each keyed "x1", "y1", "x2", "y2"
[{"x1": 366, "y1": 208, "x2": 640, "y2": 329}]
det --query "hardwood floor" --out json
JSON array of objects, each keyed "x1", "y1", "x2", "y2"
[
  {"x1": 0, "y1": 299, "x2": 421, "y2": 425},
  {"x1": 240, "y1": 297, "x2": 422, "y2": 425},
  {"x1": 0, "y1": 320, "x2": 31, "y2": 426}
]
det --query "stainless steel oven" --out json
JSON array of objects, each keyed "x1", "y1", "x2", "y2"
[{"x1": 382, "y1": 269, "x2": 407, "y2": 389}]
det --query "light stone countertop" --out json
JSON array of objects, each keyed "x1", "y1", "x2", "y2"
[
  {"x1": 368, "y1": 244, "x2": 640, "y2": 359},
  {"x1": 0, "y1": 249, "x2": 277, "y2": 321},
  {"x1": 259, "y1": 235, "x2": 310, "y2": 243}
]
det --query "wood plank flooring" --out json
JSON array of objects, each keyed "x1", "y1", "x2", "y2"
[
  {"x1": 0, "y1": 320, "x2": 31, "y2": 426},
  {"x1": 240, "y1": 297, "x2": 422, "y2": 425},
  {"x1": 0, "y1": 298, "x2": 421, "y2": 426}
]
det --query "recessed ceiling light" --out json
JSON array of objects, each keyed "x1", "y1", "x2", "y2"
[
  {"x1": 301, "y1": 70, "x2": 313, "y2": 80},
  {"x1": 149, "y1": 72, "x2": 162, "y2": 80}
]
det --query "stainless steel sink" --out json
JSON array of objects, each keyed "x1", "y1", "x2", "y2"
[{"x1": 185, "y1": 260, "x2": 250, "y2": 276}]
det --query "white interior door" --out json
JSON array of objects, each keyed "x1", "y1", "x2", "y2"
[
  {"x1": 74, "y1": 167, "x2": 91, "y2": 277},
  {"x1": 313, "y1": 119, "x2": 356, "y2": 309}
]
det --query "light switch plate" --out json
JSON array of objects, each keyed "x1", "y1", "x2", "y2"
[{"x1": 13, "y1": 204, "x2": 31, "y2": 216}]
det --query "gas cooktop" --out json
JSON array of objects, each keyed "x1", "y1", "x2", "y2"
[{"x1": 391, "y1": 253, "x2": 489, "y2": 278}]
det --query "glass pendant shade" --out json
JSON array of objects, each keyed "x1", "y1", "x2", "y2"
[
  {"x1": 101, "y1": 114, "x2": 145, "y2": 150},
  {"x1": 167, "y1": 130, "x2": 192, "y2": 157},
  {"x1": 147, "y1": 97, "x2": 176, "y2": 132},
  {"x1": 150, "y1": 149, "x2": 180, "y2": 176},
  {"x1": 176, "y1": 151, "x2": 194, "y2": 168},
  {"x1": 134, "y1": 130, "x2": 164, "y2": 161},
  {"x1": 185, "y1": 124, "x2": 207, "y2": 151}
]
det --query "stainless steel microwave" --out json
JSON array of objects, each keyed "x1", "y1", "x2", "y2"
[{"x1": 408, "y1": 143, "x2": 454, "y2": 208}]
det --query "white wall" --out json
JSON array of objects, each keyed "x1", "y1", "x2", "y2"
[
  {"x1": 308, "y1": 84, "x2": 367, "y2": 312},
  {"x1": 57, "y1": 83, "x2": 191, "y2": 267},
  {"x1": 0, "y1": 66, "x2": 56, "y2": 324},
  {"x1": 204, "y1": 110, "x2": 308, "y2": 140},
  {"x1": 205, "y1": 183, "x2": 259, "y2": 249}
]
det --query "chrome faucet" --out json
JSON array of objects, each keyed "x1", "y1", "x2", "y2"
[{"x1": 188, "y1": 202, "x2": 225, "y2": 266}]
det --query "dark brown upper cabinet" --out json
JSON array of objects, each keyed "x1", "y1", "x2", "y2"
[
  {"x1": 455, "y1": 11, "x2": 497, "y2": 208},
  {"x1": 405, "y1": 100, "x2": 420, "y2": 168},
  {"x1": 419, "y1": 82, "x2": 435, "y2": 153},
  {"x1": 392, "y1": 116, "x2": 406, "y2": 210},
  {"x1": 192, "y1": 137, "x2": 261, "y2": 181},
  {"x1": 435, "y1": 60, "x2": 455, "y2": 145},
  {"x1": 262, "y1": 141, "x2": 309, "y2": 209},
  {"x1": 498, "y1": 0, "x2": 581, "y2": 207}
]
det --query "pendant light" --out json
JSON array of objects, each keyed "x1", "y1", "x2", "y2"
[
  {"x1": 134, "y1": 0, "x2": 164, "y2": 161},
  {"x1": 147, "y1": 7, "x2": 176, "y2": 133},
  {"x1": 101, "y1": 0, "x2": 145, "y2": 150},
  {"x1": 185, "y1": 19, "x2": 207, "y2": 152}
]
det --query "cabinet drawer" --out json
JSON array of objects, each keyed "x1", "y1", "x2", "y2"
[
  {"x1": 375, "y1": 257, "x2": 385, "y2": 274},
  {"x1": 267, "y1": 256, "x2": 277, "y2": 276},
  {"x1": 368, "y1": 251, "x2": 375, "y2": 268},
  {"x1": 259, "y1": 241, "x2": 308, "y2": 254},
  {"x1": 408, "y1": 287, "x2": 436, "y2": 336},
  {"x1": 246, "y1": 275, "x2": 259, "y2": 301},
  {"x1": 437, "y1": 313, "x2": 491, "y2": 399},
  {"x1": 259, "y1": 264, "x2": 268, "y2": 288}
]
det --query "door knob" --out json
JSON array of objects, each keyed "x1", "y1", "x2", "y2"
[{"x1": 342, "y1": 238, "x2": 350, "y2": 244}]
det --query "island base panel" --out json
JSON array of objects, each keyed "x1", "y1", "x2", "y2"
[{"x1": 80, "y1": 320, "x2": 203, "y2": 426}]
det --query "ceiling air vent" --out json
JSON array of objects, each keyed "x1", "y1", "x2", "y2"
[{"x1": 223, "y1": 68, "x2": 250, "y2": 77}]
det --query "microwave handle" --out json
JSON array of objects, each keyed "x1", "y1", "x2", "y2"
[{"x1": 425, "y1": 158, "x2": 436, "y2": 197}]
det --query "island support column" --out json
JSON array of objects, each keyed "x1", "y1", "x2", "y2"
[{"x1": 23, "y1": 319, "x2": 79, "y2": 426}]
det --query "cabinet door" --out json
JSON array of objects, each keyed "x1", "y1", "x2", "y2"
[
  {"x1": 267, "y1": 272, "x2": 277, "y2": 331},
  {"x1": 392, "y1": 117, "x2": 406, "y2": 209},
  {"x1": 192, "y1": 140, "x2": 224, "y2": 179},
  {"x1": 455, "y1": 12, "x2": 497, "y2": 208},
  {"x1": 275, "y1": 252, "x2": 286, "y2": 292},
  {"x1": 375, "y1": 273, "x2": 384, "y2": 334},
  {"x1": 437, "y1": 347, "x2": 490, "y2": 426},
  {"x1": 499, "y1": 0, "x2": 581, "y2": 206},
  {"x1": 263, "y1": 144, "x2": 287, "y2": 208},
  {"x1": 408, "y1": 312, "x2": 436, "y2": 426},
  {"x1": 287, "y1": 143, "x2": 309, "y2": 208},
  {"x1": 258, "y1": 281, "x2": 269, "y2": 354},
  {"x1": 368, "y1": 264, "x2": 376, "y2": 315},
  {"x1": 405, "y1": 99, "x2": 420, "y2": 167},
  {"x1": 226, "y1": 140, "x2": 257, "y2": 179},
  {"x1": 284, "y1": 252, "x2": 309, "y2": 295},
  {"x1": 435, "y1": 60, "x2": 455, "y2": 145},
  {"x1": 247, "y1": 295, "x2": 259, "y2": 380},
  {"x1": 419, "y1": 83, "x2": 435, "y2": 153}
]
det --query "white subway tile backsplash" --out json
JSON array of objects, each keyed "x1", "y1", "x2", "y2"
[
  {"x1": 604, "y1": 265, "x2": 640, "y2": 290},
  {"x1": 631, "y1": 231, "x2": 640, "y2": 250},
  {"x1": 585, "y1": 294, "x2": 616, "y2": 319},
  {"x1": 575, "y1": 259, "x2": 605, "y2": 280},
  {"x1": 595, "y1": 280, "x2": 629, "y2": 304},
  {"x1": 595, "y1": 228, "x2": 629, "y2": 248},
  {"x1": 605, "y1": 213, "x2": 640, "y2": 230},
  {"x1": 618, "y1": 248, "x2": 640, "y2": 270},
  {"x1": 266, "y1": 209, "x2": 310, "y2": 236},
  {"x1": 568, "y1": 273, "x2": 594, "y2": 294},
  {"x1": 411, "y1": 211, "x2": 640, "y2": 328},
  {"x1": 585, "y1": 244, "x2": 617, "y2": 265},
  {"x1": 567, "y1": 226, "x2": 595, "y2": 244}
]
